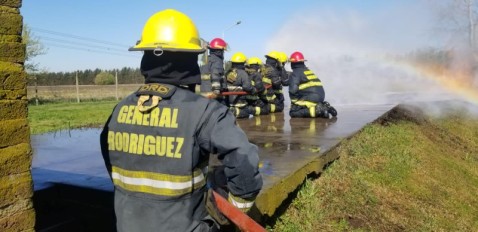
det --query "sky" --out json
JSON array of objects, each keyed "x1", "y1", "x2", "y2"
[
  {"x1": 23, "y1": 0, "x2": 478, "y2": 109},
  {"x1": 22, "y1": 0, "x2": 424, "y2": 73}
]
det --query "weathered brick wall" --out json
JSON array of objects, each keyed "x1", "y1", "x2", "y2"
[{"x1": 0, "y1": 0, "x2": 35, "y2": 231}]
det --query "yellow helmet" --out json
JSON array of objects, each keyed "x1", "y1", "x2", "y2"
[
  {"x1": 265, "y1": 51, "x2": 281, "y2": 61},
  {"x1": 279, "y1": 52, "x2": 288, "y2": 63},
  {"x1": 231, "y1": 52, "x2": 247, "y2": 63},
  {"x1": 246, "y1": 57, "x2": 262, "y2": 66},
  {"x1": 129, "y1": 9, "x2": 206, "y2": 53}
]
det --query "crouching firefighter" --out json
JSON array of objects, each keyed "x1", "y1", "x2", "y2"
[
  {"x1": 226, "y1": 52, "x2": 257, "y2": 119},
  {"x1": 100, "y1": 9, "x2": 263, "y2": 232},
  {"x1": 263, "y1": 51, "x2": 285, "y2": 113},
  {"x1": 245, "y1": 57, "x2": 269, "y2": 115},
  {"x1": 288, "y1": 51, "x2": 337, "y2": 118}
]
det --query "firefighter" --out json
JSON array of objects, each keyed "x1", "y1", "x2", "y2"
[
  {"x1": 225, "y1": 52, "x2": 256, "y2": 118},
  {"x1": 288, "y1": 51, "x2": 337, "y2": 118},
  {"x1": 245, "y1": 57, "x2": 269, "y2": 115},
  {"x1": 100, "y1": 9, "x2": 262, "y2": 232},
  {"x1": 278, "y1": 51, "x2": 290, "y2": 88},
  {"x1": 200, "y1": 37, "x2": 228, "y2": 95},
  {"x1": 263, "y1": 51, "x2": 284, "y2": 113}
]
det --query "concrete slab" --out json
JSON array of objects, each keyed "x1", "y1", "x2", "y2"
[{"x1": 31, "y1": 104, "x2": 395, "y2": 219}]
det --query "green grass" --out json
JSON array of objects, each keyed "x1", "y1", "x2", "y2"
[
  {"x1": 271, "y1": 114, "x2": 478, "y2": 232},
  {"x1": 28, "y1": 100, "x2": 118, "y2": 134}
]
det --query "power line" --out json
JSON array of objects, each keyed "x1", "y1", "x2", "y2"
[
  {"x1": 40, "y1": 35, "x2": 127, "y2": 53},
  {"x1": 44, "y1": 42, "x2": 140, "y2": 58},
  {"x1": 31, "y1": 26, "x2": 130, "y2": 48}
]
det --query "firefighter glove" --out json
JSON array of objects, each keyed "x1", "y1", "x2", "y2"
[{"x1": 206, "y1": 189, "x2": 231, "y2": 226}]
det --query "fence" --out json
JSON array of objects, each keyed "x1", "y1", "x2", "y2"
[{"x1": 27, "y1": 84, "x2": 143, "y2": 103}]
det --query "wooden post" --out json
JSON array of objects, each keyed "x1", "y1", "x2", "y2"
[
  {"x1": 34, "y1": 75, "x2": 38, "y2": 106},
  {"x1": 75, "y1": 70, "x2": 80, "y2": 103},
  {"x1": 115, "y1": 70, "x2": 118, "y2": 100}
]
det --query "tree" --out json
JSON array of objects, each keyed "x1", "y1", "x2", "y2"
[
  {"x1": 429, "y1": 0, "x2": 478, "y2": 85},
  {"x1": 94, "y1": 71, "x2": 115, "y2": 85},
  {"x1": 22, "y1": 24, "x2": 47, "y2": 73}
]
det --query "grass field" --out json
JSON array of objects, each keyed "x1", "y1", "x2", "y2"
[
  {"x1": 28, "y1": 100, "x2": 118, "y2": 134},
  {"x1": 271, "y1": 112, "x2": 478, "y2": 231}
]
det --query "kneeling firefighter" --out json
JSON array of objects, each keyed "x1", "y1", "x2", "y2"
[
  {"x1": 263, "y1": 51, "x2": 284, "y2": 113},
  {"x1": 288, "y1": 51, "x2": 337, "y2": 118},
  {"x1": 226, "y1": 52, "x2": 257, "y2": 118},
  {"x1": 100, "y1": 9, "x2": 263, "y2": 232},
  {"x1": 245, "y1": 57, "x2": 269, "y2": 115}
]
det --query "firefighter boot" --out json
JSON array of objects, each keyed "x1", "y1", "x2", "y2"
[
  {"x1": 315, "y1": 103, "x2": 330, "y2": 118},
  {"x1": 323, "y1": 101, "x2": 337, "y2": 117}
]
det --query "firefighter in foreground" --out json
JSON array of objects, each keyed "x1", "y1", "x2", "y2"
[
  {"x1": 288, "y1": 51, "x2": 337, "y2": 118},
  {"x1": 100, "y1": 9, "x2": 262, "y2": 232},
  {"x1": 226, "y1": 52, "x2": 256, "y2": 118}
]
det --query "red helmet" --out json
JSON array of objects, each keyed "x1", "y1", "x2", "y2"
[
  {"x1": 208, "y1": 38, "x2": 227, "y2": 50},
  {"x1": 289, "y1": 51, "x2": 307, "y2": 63}
]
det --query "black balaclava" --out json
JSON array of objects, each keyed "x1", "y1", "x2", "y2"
[
  {"x1": 265, "y1": 57, "x2": 279, "y2": 67},
  {"x1": 290, "y1": 61, "x2": 306, "y2": 70},
  {"x1": 209, "y1": 49, "x2": 224, "y2": 60},
  {"x1": 250, "y1": 64, "x2": 261, "y2": 71},
  {"x1": 231, "y1": 62, "x2": 245, "y2": 70},
  {"x1": 140, "y1": 50, "x2": 201, "y2": 86}
]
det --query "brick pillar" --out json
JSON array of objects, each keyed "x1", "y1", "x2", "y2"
[{"x1": 0, "y1": 0, "x2": 36, "y2": 231}]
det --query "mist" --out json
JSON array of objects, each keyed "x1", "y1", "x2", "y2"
[{"x1": 267, "y1": 1, "x2": 477, "y2": 115}]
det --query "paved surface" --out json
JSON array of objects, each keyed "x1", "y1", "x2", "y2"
[{"x1": 31, "y1": 104, "x2": 395, "y2": 218}]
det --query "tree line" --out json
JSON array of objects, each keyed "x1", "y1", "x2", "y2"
[{"x1": 28, "y1": 67, "x2": 144, "y2": 86}]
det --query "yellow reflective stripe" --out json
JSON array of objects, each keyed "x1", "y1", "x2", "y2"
[
  {"x1": 255, "y1": 107, "x2": 261, "y2": 115},
  {"x1": 293, "y1": 100, "x2": 317, "y2": 108},
  {"x1": 262, "y1": 78, "x2": 272, "y2": 84},
  {"x1": 270, "y1": 104, "x2": 276, "y2": 113},
  {"x1": 299, "y1": 81, "x2": 322, "y2": 90},
  {"x1": 201, "y1": 74, "x2": 211, "y2": 80},
  {"x1": 304, "y1": 70, "x2": 318, "y2": 80},
  {"x1": 274, "y1": 89, "x2": 283, "y2": 94},
  {"x1": 266, "y1": 94, "x2": 276, "y2": 101},
  {"x1": 245, "y1": 95, "x2": 259, "y2": 100},
  {"x1": 232, "y1": 103, "x2": 247, "y2": 107},
  {"x1": 111, "y1": 166, "x2": 205, "y2": 196},
  {"x1": 309, "y1": 106, "x2": 316, "y2": 117},
  {"x1": 228, "y1": 193, "x2": 255, "y2": 210}
]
